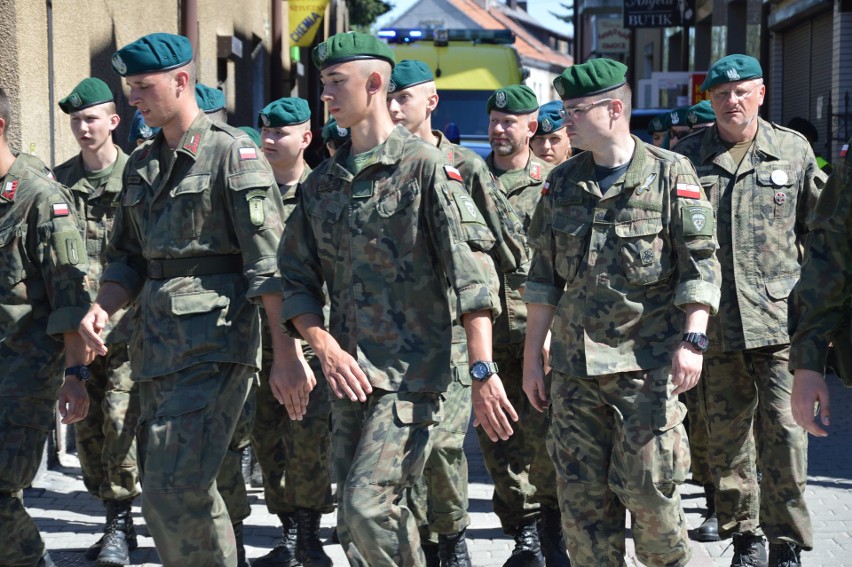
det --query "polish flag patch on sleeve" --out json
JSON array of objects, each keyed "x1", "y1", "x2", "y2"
[
  {"x1": 239, "y1": 147, "x2": 258, "y2": 161},
  {"x1": 842, "y1": 144, "x2": 849, "y2": 158},
  {"x1": 444, "y1": 164, "x2": 463, "y2": 183},
  {"x1": 541, "y1": 181, "x2": 550, "y2": 196},
  {"x1": 676, "y1": 182, "x2": 701, "y2": 199},
  {"x1": 52, "y1": 202, "x2": 70, "y2": 217}
]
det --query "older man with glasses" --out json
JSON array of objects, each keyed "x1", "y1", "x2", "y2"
[{"x1": 674, "y1": 54, "x2": 824, "y2": 567}]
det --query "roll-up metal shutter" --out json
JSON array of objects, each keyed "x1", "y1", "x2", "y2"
[
  {"x1": 810, "y1": 13, "x2": 833, "y2": 154},
  {"x1": 782, "y1": 25, "x2": 810, "y2": 123}
]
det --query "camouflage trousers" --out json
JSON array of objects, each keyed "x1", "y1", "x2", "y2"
[
  {"x1": 410, "y1": 362, "x2": 471, "y2": 540},
  {"x1": 475, "y1": 342, "x2": 555, "y2": 533},
  {"x1": 699, "y1": 345, "x2": 812, "y2": 548},
  {"x1": 137, "y1": 362, "x2": 252, "y2": 567},
  {"x1": 217, "y1": 379, "x2": 257, "y2": 524},
  {"x1": 682, "y1": 387, "x2": 712, "y2": 486},
  {"x1": 250, "y1": 355, "x2": 333, "y2": 514},
  {"x1": 334, "y1": 389, "x2": 441, "y2": 567},
  {"x1": 0, "y1": 396, "x2": 56, "y2": 566},
  {"x1": 74, "y1": 343, "x2": 141, "y2": 502},
  {"x1": 549, "y1": 368, "x2": 692, "y2": 567}
]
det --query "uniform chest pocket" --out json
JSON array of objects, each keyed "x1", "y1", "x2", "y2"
[
  {"x1": 307, "y1": 195, "x2": 346, "y2": 260},
  {"x1": 0, "y1": 223, "x2": 27, "y2": 287},
  {"x1": 698, "y1": 175, "x2": 719, "y2": 210},
  {"x1": 552, "y1": 206, "x2": 590, "y2": 284},
  {"x1": 375, "y1": 179, "x2": 419, "y2": 257},
  {"x1": 614, "y1": 216, "x2": 671, "y2": 286},
  {"x1": 755, "y1": 166, "x2": 796, "y2": 219},
  {"x1": 170, "y1": 174, "x2": 211, "y2": 239}
]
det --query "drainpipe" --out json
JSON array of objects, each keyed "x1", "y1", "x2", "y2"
[
  {"x1": 272, "y1": 0, "x2": 285, "y2": 99},
  {"x1": 46, "y1": 0, "x2": 56, "y2": 167},
  {"x1": 181, "y1": 0, "x2": 199, "y2": 56}
]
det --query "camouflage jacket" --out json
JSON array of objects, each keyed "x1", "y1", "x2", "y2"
[
  {"x1": 675, "y1": 118, "x2": 825, "y2": 351},
  {"x1": 103, "y1": 112, "x2": 285, "y2": 379},
  {"x1": 485, "y1": 151, "x2": 553, "y2": 344},
  {"x1": 279, "y1": 125, "x2": 500, "y2": 393},
  {"x1": 525, "y1": 136, "x2": 721, "y2": 377},
  {"x1": 54, "y1": 149, "x2": 132, "y2": 345},
  {"x1": 0, "y1": 152, "x2": 91, "y2": 398},
  {"x1": 789, "y1": 140, "x2": 852, "y2": 371}
]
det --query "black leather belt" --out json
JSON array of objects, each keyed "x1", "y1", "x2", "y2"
[{"x1": 147, "y1": 255, "x2": 243, "y2": 279}]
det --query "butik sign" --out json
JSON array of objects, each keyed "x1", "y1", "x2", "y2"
[{"x1": 623, "y1": 0, "x2": 696, "y2": 29}]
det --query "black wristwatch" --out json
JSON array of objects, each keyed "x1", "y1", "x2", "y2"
[
  {"x1": 65, "y1": 365, "x2": 91, "y2": 382},
  {"x1": 469, "y1": 361, "x2": 500, "y2": 382},
  {"x1": 682, "y1": 332, "x2": 710, "y2": 353}
]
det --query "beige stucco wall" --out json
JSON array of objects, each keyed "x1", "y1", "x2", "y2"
[{"x1": 2, "y1": 0, "x2": 276, "y2": 168}]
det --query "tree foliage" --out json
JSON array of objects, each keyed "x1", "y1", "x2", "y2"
[
  {"x1": 550, "y1": 1, "x2": 574, "y2": 25},
  {"x1": 348, "y1": 0, "x2": 394, "y2": 28}
]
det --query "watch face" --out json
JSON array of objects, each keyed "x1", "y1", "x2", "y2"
[
  {"x1": 80, "y1": 366, "x2": 91, "y2": 379},
  {"x1": 471, "y1": 362, "x2": 488, "y2": 380}
]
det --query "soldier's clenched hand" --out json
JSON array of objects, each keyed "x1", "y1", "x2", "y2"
[
  {"x1": 270, "y1": 357, "x2": 316, "y2": 420},
  {"x1": 791, "y1": 369, "x2": 830, "y2": 437},
  {"x1": 57, "y1": 375, "x2": 89, "y2": 424}
]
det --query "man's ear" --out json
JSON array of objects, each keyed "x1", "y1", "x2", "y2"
[
  {"x1": 367, "y1": 71, "x2": 384, "y2": 94},
  {"x1": 109, "y1": 113, "x2": 121, "y2": 132},
  {"x1": 301, "y1": 127, "x2": 313, "y2": 149}
]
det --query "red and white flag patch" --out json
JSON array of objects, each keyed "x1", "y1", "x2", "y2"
[
  {"x1": 676, "y1": 183, "x2": 701, "y2": 199},
  {"x1": 444, "y1": 164, "x2": 463, "y2": 182},
  {"x1": 239, "y1": 147, "x2": 258, "y2": 161},
  {"x1": 842, "y1": 144, "x2": 849, "y2": 158},
  {"x1": 52, "y1": 203, "x2": 70, "y2": 217},
  {"x1": 541, "y1": 181, "x2": 550, "y2": 196},
  {"x1": 2, "y1": 180, "x2": 18, "y2": 200}
]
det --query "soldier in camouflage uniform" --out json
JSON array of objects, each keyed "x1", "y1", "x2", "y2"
[
  {"x1": 250, "y1": 97, "x2": 334, "y2": 567},
  {"x1": 386, "y1": 59, "x2": 528, "y2": 567},
  {"x1": 78, "y1": 33, "x2": 296, "y2": 567},
  {"x1": 53, "y1": 77, "x2": 141, "y2": 566},
  {"x1": 674, "y1": 54, "x2": 821, "y2": 567},
  {"x1": 321, "y1": 115, "x2": 349, "y2": 158},
  {"x1": 0, "y1": 86, "x2": 93, "y2": 567},
  {"x1": 277, "y1": 32, "x2": 508, "y2": 567},
  {"x1": 480, "y1": 84, "x2": 563, "y2": 567},
  {"x1": 789, "y1": 138, "x2": 852, "y2": 436},
  {"x1": 523, "y1": 58, "x2": 721, "y2": 567},
  {"x1": 530, "y1": 101, "x2": 573, "y2": 167}
]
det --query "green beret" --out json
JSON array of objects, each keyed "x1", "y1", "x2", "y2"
[
  {"x1": 258, "y1": 98, "x2": 310, "y2": 128},
  {"x1": 127, "y1": 109, "x2": 160, "y2": 143},
  {"x1": 237, "y1": 126, "x2": 262, "y2": 147},
  {"x1": 389, "y1": 60, "x2": 434, "y2": 93},
  {"x1": 195, "y1": 83, "x2": 225, "y2": 113},
  {"x1": 553, "y1": 58, "x2": 627, "y2": 101},
  {"x1": 311, "y1": 31, "x2": 395, "y2": 70},
  {"x1": 112, "y1": 33, "x2": 193, "y2": 77},
  {"x1": 486, "y1": 84, "x2": 538, "y2": 115},
  {"x1": 700, "y1": 54, "x2": 763, "y2": 92},
  {"x1": 647, "y1": 112, "x2": 668, "y2": 134},
  {"x1": 322, "y1": 116, "x2": 350, "y2": 146},
  {"x1": 58, "y1": 78, "x2": 114, "y2": 114},
  {"x1": 686, "y1": 100, "x2": 715, "y2": 127},
  {"x1": 668, "y1": 106, "x2": 690, "y2": 128},
  {"x1": 533, "y1": 101, "x2": 565, "y2": 136}
]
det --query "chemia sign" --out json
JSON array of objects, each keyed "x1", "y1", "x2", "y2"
[
  {"x1": 290, "y1": 1, "x2": 329, "y2": 47},
  {"x1": 623, "y1": 0, "x2": 695, "y2": 28}
]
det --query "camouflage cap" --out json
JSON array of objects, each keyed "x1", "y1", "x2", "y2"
[
  {"x1": 58, "y1": 77, "x2": 114, "y2": 114},
  {"x1": 127, "y1": 109, "x2": 160, "y2": 143},
  {"x1": 111, "y1": 33, "x2": 193, "y2": 77},
  {"x1": 257, "y1": 98, "x2": 311, "y2": 128},
  {"x1": 389, "y1": 59, "x2": 434, "y2": 93},
  {"x1": 553, "y1": 58, "x2": 627, "y2": 101},
  {"x1": 321, "y1": 116, "x2": 350, "y2": 146},
  {"x1": 686, "y1": 100, "x2": 715, "y2": 126},
  {"x1": 195, "y1": 83, "x2": 225, "y2": 113},
  {"x1": 311, "y1": 31, "x2": 396, "y2": 70},
  {"x1": 533, "y1": 100, "x2": 565, "y2": 136},
  {"x1": 237, "y1": 126, "x2": 262, "y2": 147},
  {"x1": 647, "y1": 111, "x2": 669, "y2": 134},
  {"x1": 700, "y1": 54, "x2": 763, "y2": 92},
  {"x1": 486, "y1": 84, "x2": 538, "y2": 115}
]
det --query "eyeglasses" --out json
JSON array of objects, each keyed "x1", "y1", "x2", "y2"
[
  {"x1": 710, "y1": 86, "x2": 757, "y2": 102},
  {"x1": 559, "y1": 98, "x2": 613, "y2": 121}
]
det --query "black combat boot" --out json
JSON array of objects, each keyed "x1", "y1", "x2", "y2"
[
  {"x1": 423, "y1": 540, "x2": 441, "y2": 567},
  {"x1": 438, "y1": 528, "x2": 472, "y2": 567},
  {"x1": 233, "y1": 522, "x2": 249, "y2": 567},
  {"x1": 252, "y1": 512, "x2": 299, "y2": 567},
  {"x1": 96, "y1": 499, "x2": 138, "y2": 566},
  {"x1": 768, "y1": 542, "x2": 802, "y2": 567},
  {"x1": 503, "y1": 518, "x2": 546, "y2": 567},
  {"x1": 694, "y1": 484, "x2": 720, "y2": 542},
  {"x1": 296, "y1": 508, "x2": 332, "y2": 567},
  {"x1": 538, "y1": 507, "x2": 571, "y2": 566},
  {"x1": 731, "y1": 533, "x2": 768, "y2": 567}
]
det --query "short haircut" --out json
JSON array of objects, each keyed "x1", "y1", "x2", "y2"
[
  {"x1": 610, "y1": 83, "x2": 632, "y2": 120},
  {"x1": 361, "y1": 59, "x2": 392, "y2": 93},
  {"x1": 0, "y1": 87, "x2": 10, "y2": 137}
]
